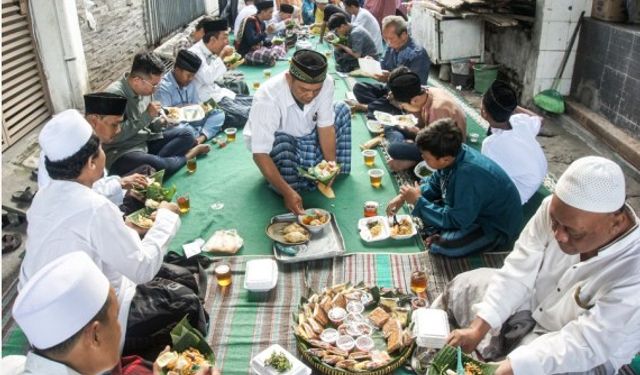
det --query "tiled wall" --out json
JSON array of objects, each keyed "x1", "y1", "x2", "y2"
[
  {"x1": 571, "y1": 18, "x2": 640, "y2": 136},
  {"x1": 534, "y1": 0, "x2": 592, "y2": 95}
]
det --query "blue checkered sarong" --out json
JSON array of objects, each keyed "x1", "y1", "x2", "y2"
[{"x1": 270, "y1": 101, "x2": 351, "y2": 192}]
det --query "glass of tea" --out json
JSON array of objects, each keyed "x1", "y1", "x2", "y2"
[
  {"x1": 410, "y1": 269, "x2": 428, "y2": 295},
  {"x1": 362, "y1": 150, "x2": 376, "y2": 167},
  {"x1": 214, "y1": 134, "x2": 227, "y2": 148},
  {"x1": 263, "y1": 69, "x2": 272, "y2": 79},
  {"x1": 214, "y1": 263, "x2": 232, "y2": 287},
  {"x1": 186, "y1": 158, "x2": 197, "y2": 174},
  {"x1": 253, "y1": 81, "x2": 260, "y2": 90},
  {"x1": 363, "y1": 201, "x2": 379, "y2": 217},
  {"x1": 368, "y1": 169, "x2": 384, "y2": 188},
  {"x1": 224, "y1": 127, "x2": 237, "y2": 142},
  {"x1": 177, "y1": 193, "x2": 190, "y2": 214}
]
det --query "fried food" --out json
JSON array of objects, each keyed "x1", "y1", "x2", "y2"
[
  {"x1": 464, "y1": 363, "x2": 484, "y2": 375},
  {"x1": 283, "y1": 231, "x2": 308, "y2": 243},
  {"x1": 390, "y1": 218, "x2": 413, "y2": 236},
  {"x1": 368, "y1": 307, "x2": 390, "y2": 328},
  {"x1": 283, "y1": 222, "x2": 305, "y2": 234},
  {"x1": 166, "y1": 107, "x2": 181, "y2": 120},
  {"x1": 301, "y1": 210, "x2": 329, "y2": 226}
]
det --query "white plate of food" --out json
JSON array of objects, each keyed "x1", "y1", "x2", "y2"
[
  {"x1": 395, "y1": 114, "x2": 418, "y2": 127},
  {"x1": 250, "y1": 344, "x2": 310, "y2": 375},
  {"x1": 373, "y1": 111, "x2": 395, "y2": 126},
  {"x1": 163, "y1": 105, "x2": 205, "y2": 123},
  {"x1": 358, "y1": 216, "x2": 391, "y2": 242},
  {"x1": 366, "y1": 119, "x2": 384, "y2": 134},
  {"x1": 298, "y1": 208, "x2": 331, "y2": 233},
  {"x1": 414, "y1": 160, "x2": 436, "y2": 179},
  {"x1": 387, "y1": 214, "x2": 417, "y2": 240}
]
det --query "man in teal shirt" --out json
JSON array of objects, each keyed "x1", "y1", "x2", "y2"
[{"x1": 386, "y1": 118, "x2": 522, "y2": 257}]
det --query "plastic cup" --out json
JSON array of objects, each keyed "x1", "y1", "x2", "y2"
[
  {"x1": 224, "y1": 127, "x2": 237, "y2": 142},
  {"x1": 469, "y1": 132, "x2": 480, "y2": 143},
  {"x1": 186, "y1": 158, "x2": 196, "y2": 174},
  {"x1": 263, "y1": 69, "x2": 272, "y2": 78},
  {"x1": 362, "y1": 150, "x2": 376, "y2": 167},
  {"x1": 215, "y1": 263, "x2": 232, "y2": 287},
  {"x1": 177, "y1": 193, "x2": 190, "y2": 214},
  {"x1": 368, "y1": 169, "x2": 384, "y2": 188}
]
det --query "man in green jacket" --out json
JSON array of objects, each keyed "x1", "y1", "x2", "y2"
[
  {"x1": 386, "y1": 118, "x2": 522, "y2": 257},
  {"x1": 104, "y1": 52, "x2": 210, "y2": 177}
]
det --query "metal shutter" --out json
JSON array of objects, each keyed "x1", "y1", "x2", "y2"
[{"x1": 2, "y1": 0, "x2": 52, "y2": 151}]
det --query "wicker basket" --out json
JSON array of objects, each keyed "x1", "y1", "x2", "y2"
[{"x1": 296, "y1": 340, "x2": 415, "y2": 375}]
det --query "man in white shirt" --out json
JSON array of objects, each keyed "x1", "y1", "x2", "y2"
[
  {"x1": 9, "y1": 252, "x2": 122, "y2": 375},
  {"x1": 234, "y1": 0, "x2": 257, "y2": 35},
  {"x1": 37, "y1": 96, "x2": 150, "y2": 215},
  {"x1": 480, "y1": 81, "x2": 547, "y2": 204},
  {"x1": 344, "y1": 0, "x2": 382, "y2": 54},
  {"x1": 244, "y1": 49, "x2": 352, "y2": 214},
  {"x1": 189, "y1": 18, "x2": 253, "y2": 128},
  {"x1": 440, "y1": 156, "x2": 640, "y2": 375},
  {"x1": 20, "y1": 111, "x2": 207, "y2": 360}
]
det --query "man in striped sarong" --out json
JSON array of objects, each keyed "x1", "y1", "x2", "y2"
[{"x1": 244, "y1": 49, "x2": 351, "y2": 214}]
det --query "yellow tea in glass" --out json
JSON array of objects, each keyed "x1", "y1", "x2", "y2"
[
  {"x1": 186, "y1": 158, "x2": 197, "y2": 174},
  {"x1": 362, "y1": 150, "x2": 376, "y2": 167},
  {"x1": 224, "y1": 127, "x2": 237, "y2": 142},
  {"x1": 177, "y1": 193, "x2": 190, "y2": 214},
  {"x1": 363, "y1": 201, "x2": 378, "y2": 217},
  {"x1": 324, "y1": 50, "x2": 332, "y2": 59},
  {"x1": 215, "y1": 263, "x2": 232, "y2": 287},
  {"x1": 410, "y1": 270, "x2": 428, "y2": 295},
  {"x1": 253, "y1": 81, "x2": 260, "y2": 90},
  {"x1": 263, "y1": 69, "x2": 272, "y2": 78},
  {"x1": 368, "y1": 169, "x2": 384, "y2": 188}
]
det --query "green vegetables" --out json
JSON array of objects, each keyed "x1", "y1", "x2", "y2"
[{"x1": 264, "y1": 351, "x2": 292, "y2": 373}]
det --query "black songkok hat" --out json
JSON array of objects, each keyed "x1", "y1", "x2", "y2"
[
  {"x1": 175, "y1": 50, "x2": 202, "y2": 73},
  {"x1": 483, "y1": 80, "x2": 517, "y2": 122},
  {"x1": 256, "y1": 1, "x2": 274, "y2": 11},
  {"x1": 280, "y1": 4, "x2": 294, "y2": 13},
  {"x1": 202, "y1": 18, "x2": 228, "y2": 33},
  {"x1": 387, "y1": 71, "x2": 422, "y2": 103},
  {"x1": 83, "y1": 93, "x2": 127, "y2": 116},
  {"x1": 289, "y1": 49, "x2": 327, "y2": 83}
]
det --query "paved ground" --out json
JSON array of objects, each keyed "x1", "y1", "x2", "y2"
[{"x1": 3, "y1": 77, "x2": 639, "y2": 294}]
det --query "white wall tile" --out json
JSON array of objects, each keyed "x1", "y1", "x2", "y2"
[
  {"x1": 543, "y1": 0, "x2": 573, "y2": 21},
  {"x1": 558, "y1": 79, "x2": 572, "y2": 95},
  {"x1": 561, "y1": 51, "x2": 578, "y2": 80},
  {"x1": 536, "y1": 50, "x2": 565, "y2": 79}
]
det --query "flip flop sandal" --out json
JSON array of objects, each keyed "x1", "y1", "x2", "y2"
[
  {"x1": 2, "y1": 233, "x2": 22, "y2": 254},
  {"x1": 11, "y1": 186, "x2": 35, "y2": 204}
]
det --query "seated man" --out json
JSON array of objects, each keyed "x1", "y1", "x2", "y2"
[
  {"x1": 480, "y1": 81, "x2": 547, "y2": 204},
  {"x1": 234, "y1": 0, "x2": 257, "y2": 35},
  {"x1": 10, "y1": 252, "x2": 123, "y2": 375},
  {"x1": 173, "y1": 16, "x2": 213, "y2": 57},
  {"x1": 104, "y1": 52, "x2": 210, "y2": 177},
  {"x1": 352, "y1": 16, "x2": 431, "y2": 119},
  {"x1": 269, "y1": 3, "x2": 296, "y2": 36},
  {"x1": 386, "y1": 119, "x2": 522, "y2": 257},
  {"x1": 236, "y1": 1, "x2": 287, "y2": 66},
  {"x1": 443, "y1": 156, "x2": 640, "y2": 375},
  {"x1": 37, "y1": 95, "x2": 151, "y2": 215},
  {"x1": 317, "y1": 1, "x2": 351, "y2": 40},
  {"x1": 244, "y1": 49, "x2": 352, "y2": 214},
  {"x1": 157, "y1": 49, "x2": 225, "y2": 144},
  {"x1": 190, "y1": 18, "x2": 254, "y2": 128},
  {"x1": 327, "y1": 13, "x2": 379, "y2": 73},
  {"x1": 21, "y1": 111, "x2": 208, "y2": 360},
  {"x1": 385, "y1": 68, "x2": 467, "y2": 171},
  {"x1": 344, "y1": 0, "x2": 382, "y2": 54}
]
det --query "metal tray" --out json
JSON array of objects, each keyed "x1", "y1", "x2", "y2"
[{"x1": 271, "y1": 213, "x2": 346, "y2": 263}]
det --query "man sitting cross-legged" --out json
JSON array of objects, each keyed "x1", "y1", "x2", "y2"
[
  {"x1": 157, "y1": 49, "x2": 226, "y2": 144},
  {"x1": 236, "y1": 1, "x2": 288, "y2": 66},
  {"x1": 104, "y1": 52, "x2": 210, "y2": 178},
  {"x1": 244, "y1": 49, "x2": 352, "y2": 214},
  {"x1": 386, "y1": 118, "x2": 522, "y2": 257}
]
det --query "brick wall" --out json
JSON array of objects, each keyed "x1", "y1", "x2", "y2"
[
  {"x1": 571, "y1": 18, "x2": 640, "y2": 138},
  {"x1": 76, "y1": 0, "x2": 149, "y2": 90}
]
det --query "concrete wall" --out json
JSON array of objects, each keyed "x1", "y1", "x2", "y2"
[
  {"x1": 571, "y1": 18, "x2": 640, "y2": 137},
  {"x1": 76, "y1": 0, "x2": 148, "y2": 91}
]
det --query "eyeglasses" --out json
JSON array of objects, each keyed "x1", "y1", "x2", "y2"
[{"x1": 138, "y1": 77, "x2": 160, "y2": 90}]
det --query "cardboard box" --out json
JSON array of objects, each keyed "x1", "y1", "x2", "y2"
[{"x1": 591, "y1": 0, "x2": 627, "y2": 22}]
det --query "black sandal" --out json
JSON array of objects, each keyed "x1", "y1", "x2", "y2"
[
  {"x1": 2, "y1": 233, "x2": 22, "y2": 254},
  {"x1": 11, "y1": 186, "x2": 35, "y2": 204}
]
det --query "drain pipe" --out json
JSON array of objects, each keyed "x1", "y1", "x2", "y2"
[{"x1": 29, "y1": 0, "x2": 89, "y2": 113}]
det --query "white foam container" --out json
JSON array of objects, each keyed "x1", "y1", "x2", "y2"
[
  {"x1": 250, "y1": 344, "x2": 311, "y2": 375},
  {"x1": 244, "y1": 259, "x2": 278, "y2": 292},
  {"x1": 412, "y1": 308, "x2": 450, "y2": 349}
]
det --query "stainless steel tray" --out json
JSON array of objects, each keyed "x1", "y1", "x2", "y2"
[{"x1": 271, "y1": 213, "x2": 346, "y2": 263}]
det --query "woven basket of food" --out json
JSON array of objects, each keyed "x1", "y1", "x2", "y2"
[{"x1": 294, "y1": 283, "x2": 416, "y2": 374}]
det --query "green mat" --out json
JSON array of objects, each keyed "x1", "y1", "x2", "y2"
[{"x1": 166, "y1": 40, "x2": 423, "y2": 257}]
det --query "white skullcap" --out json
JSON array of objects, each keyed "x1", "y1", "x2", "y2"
[
  {"x1": 555, "y1": 156, "x2": 626, "y2": 213},
  {"x1": 39, "y1": 109, "x2": 93, "y2": 162},
  {"x1": 13, "y1": 252, "x2": 110, "y2": 350}
]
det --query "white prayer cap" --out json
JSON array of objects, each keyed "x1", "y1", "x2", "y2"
[
  {"x1": 39, "y1": 109, "x2": 93, "y2": 162},
  {"x1": 555, "y1": 156, "x2": 626, "y2": 213},
  {"x1": 13, "y1": 252, "x2": 110, "y2": 350}
]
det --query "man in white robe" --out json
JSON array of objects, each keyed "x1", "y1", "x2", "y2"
[
  {"x1": 439, "y1": 156, "x2": 640, "y2": 375},
  {"x1": 20, "y1": 110, "x2": 207, "y2": 360}
]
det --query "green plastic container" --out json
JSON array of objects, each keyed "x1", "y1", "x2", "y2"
[{"x1": 473, "y1": 64, "x2": 499, "y2": 94}]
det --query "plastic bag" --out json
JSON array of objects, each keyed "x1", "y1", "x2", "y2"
[{"x1": 204, "y1": 229, "x2": 243, "y2": 254}]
